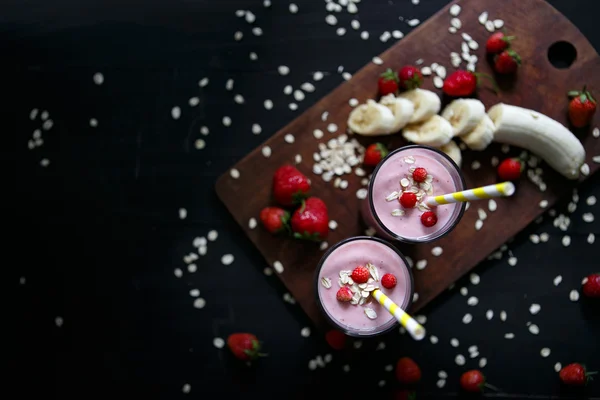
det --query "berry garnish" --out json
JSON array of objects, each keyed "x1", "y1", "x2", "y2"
[
  {"x1": 421, "y1": 211, "x2": 438, "y2": 227},
  {"x1": 351, "y1": 265, "x2": 370, "y2": 284},
  {"x1": 336, "y1": 287, "x2": 353, "y2": 302},
  {"x1": 412, "y1": 167, "x2": 428, "y2": 183},
  {"x1": 399, "y1": 192, "x2": 418, "y2": 208},
  {"x1": 381, "y1": 273, "x2": 397, "y2": 289}
]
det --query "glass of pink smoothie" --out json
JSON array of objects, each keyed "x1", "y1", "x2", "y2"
[
  {"x1": 315, "y1": 236, "x2": 413, "y2": 337},
  {"x1": 361, "y1": 145, "x2": 466, "y2": 243}
]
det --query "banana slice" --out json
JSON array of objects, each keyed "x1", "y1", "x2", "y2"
[
  {"x1": 399, "y1": 88, "x2": 441, "y2": 124},
  {"x1": 379, "y1": 94, "x2": 415, "y2": 132},
  {"x1": 347, "y1": 99, "x2": 396, "y2": 135},
  {"x1": 439, "y1": 140, "x2": 462, "y2": 167},
  {"x1": 402, "y1": 115, "x2": 453, "y2": 147},
  {"x1": 441, "y1": 99, "x2": 486, "y2": 136},
  {"x1": 488, "y1": 103, "x2": 585, "y2": 179},
  {"x1": 461, "y1": 115, "x2": 496, "y2": 151}
]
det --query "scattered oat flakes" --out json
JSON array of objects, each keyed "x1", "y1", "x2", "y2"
[
  {"x1": 93, "y1": 72, "x2": 104, "y2": 85},
  {"x1": 540, "y1": 348, "x2": 551, "y2": 358},
  {"x1": 221, "y1": 254, "x2": 234, "y2": 265},
  {"x1": 451, "y1": 338, "x2": 459, "y2": 347},
  {"x1": 460, "y1": 287, "x2": 468, "y2": 296},
  {"x1": 193, "y1": 298, "x2": 206, "y2": 309},
  {"x1": 554, "y1": 362, "x2": 562, "y2": 372},
  {"x1": 470, "y1": 273, "x2": 480, "y2": 285},
  {"x1": 174, "y1": 268, "x2": 183, "y2": 278},
  {"x1": 431, "y1": 246, "x2": 443, "y2": 256},
  {"x1": 213, "y1": 337, "x2": 225, "y2": 348},
  {"x1": 182, "y1": 384, "x2": 191, "y2": 394},
  {"x1": 300, "y1": 327, "x2": 311, "y2": 337},
  {"x1": 274, "y1": 260, "x2": 284, "y2": 273},
  {"x1": 504, "y1": 333, "x2": 515, "y2": 339},
  {"x1": 455, "y1": 354, "x2": 466, "y2": 366},
  {"x1": 500, "y1": 310, "x2": 507, "y2": 321},
  {"x1": 569, "y1": 290, "x2": 579, "y2": 302},
  {"x1": 588, "y1": 233, "x2": 595, "y2": 244},
  {"x1": 486, "y1": 309, "x2": 493, "y2": 320},
  {"x1": 462, "y1": 313, "x2": 473, "y2": 324},
  {"x1": 561, "y1": 235, "x2": 571, "y2": 247},
  {"x1": 467, "y1": 296, "x2": 479, "y2": 306}
]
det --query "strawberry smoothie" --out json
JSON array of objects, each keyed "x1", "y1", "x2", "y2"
[
  {"x1": 316, "y1": 236, "x2": 413, "y2": 337},
  {"x1": 361, "y1": 145, "x2": 466, "y2": 243}
]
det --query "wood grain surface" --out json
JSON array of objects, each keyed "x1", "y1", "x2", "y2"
[{"x1": 215, "y1": 0, "x2": 600, "y2": 329}]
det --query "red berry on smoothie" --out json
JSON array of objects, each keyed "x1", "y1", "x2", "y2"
[
  {"x1": 336, "y1": 287, "x2": 353, "y2": 302},
  {"x1": 399, "y1": 192, "x2": 418, "y2": 208},
  {"x1": 421, "y1": 211, "x2": 438, "y2": 227},
  {"x1": 412, "y1": 167, "x2": 428, "y2": 183},
  {"x1": 381, "y1": 273, "x2": 397, "y2": 289},
  {"x1": 351, "y1": 265, "x2": 370, "y2": 284}
]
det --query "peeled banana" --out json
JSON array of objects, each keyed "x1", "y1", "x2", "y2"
[
  {"x1": 441, "y1": 99, "x2": 486, "y2": 137},
  {"x1": 439, "y1": 140, "x2": 462, "y2": 167},
  {"x1": 399, "y1": 89, "x2": 441, "y2": 124},
  {"x1": 348, "y1": 99, "x2": 396, "y2": 135},
  {"x1": 461, "y1": 115, "x2": 496, "y2": 151},
  {"x1": 379, "y1": 94, "x2": 415, "y2": 132},
  {"x1": 403, "y1": 115, "x2": 453, "y2": 147},
  {"x1": 488, "y1": 103, "x2": 585, "y2": 179}
]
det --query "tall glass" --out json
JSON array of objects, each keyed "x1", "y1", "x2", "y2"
[
  {"x1": 315, "y1": 236, "x2": 414, "y2": 338},
  {"x1": 361, "y1": 145, "x2": 466, "y2": 243}
]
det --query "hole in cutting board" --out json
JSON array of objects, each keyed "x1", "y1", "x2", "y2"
[{"x1": 547, "y1": 41, "x2": 577, "y2": 69}]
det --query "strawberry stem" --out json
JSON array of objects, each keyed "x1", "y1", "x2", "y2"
[
  {"x1": 484, "y1": 383, "x2": 500, "y2": 391},
  {"x1": 474, "y1": 72, "x2": 499, "y2": 94}
]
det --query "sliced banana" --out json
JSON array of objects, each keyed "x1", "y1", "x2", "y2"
[
  {"x1": 403, "y1": 115, "x2": 453, "y2": 147},
  {"x1": 461, "y1": 115, "x2": 496, "y2": 151},
  {"x1": 488, "y1": 103, "x2": 585, "y2": 179},
  {"x1": 439, "y1": 140, "x2": 462, "y2": 167},
  {"x1": 347, "y1": 99, "x2": 396, "y2": 135},
  {"x1": 399, "y1": 88, "x2": 441, "y2": 124},
  {"x1": 379, "y1": 94, "x2": 415, "y2": 132},
  {"x1": 441, "y1": 99, "x2": 486, "y2": 137}
]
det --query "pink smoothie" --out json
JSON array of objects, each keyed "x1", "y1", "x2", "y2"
[
  {"x1": 362, "y1": 146, "x2": 465, "y2": 242},
  {"x1": 317, "y1": 237, "x2": 412, "y2": 335}
]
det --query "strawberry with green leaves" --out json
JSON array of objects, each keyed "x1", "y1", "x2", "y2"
[
  {"x1": 291, "y1": 197, "x2": 329, "y2": 240},
  {"x1": 486, "y1": 32, "x2": 515, "y2": 54},
  {"x1": 378, "y1": 69, "x2": 399, "y2": 96},
  {"x1": 398, "y1": 65, "x2": 423, "y2": 90},
  {"x1": 259, "y1": 207, "x2": 290, "y2": 234},
  {"x1": 272, "y1": 165, "x2": 311, "y2": 207},
  {"x1": 227, "y1": 333, "x2": 267, "y2": 361},
  {"x1": 560, "y1": 363, "x2": 597, "y2": 386},
  {"x1": 363, "y1": 143, "x2": 388, "y2": 166},
  {"x1": 568, "y1": 86, "x2": 597, "y2": 128},
  {"x1": 494, "y1": 49, "x2": 521, "y2": 74}
]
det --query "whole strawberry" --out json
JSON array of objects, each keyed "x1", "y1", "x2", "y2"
[
  {"x1": 227, "y1": 333, "x2": 267, "y2": 361},
  {"x1": 291, "y1": 197, "x2": 329, "y2": 240},
  {"x1": 443, "y1": 70, "x2": 497, "y2": 97},
  {"x1": 398, "y1": 65, "x2": 423, "y2": 90},
  {"x1": 396, "y1": 357, "x2": 421, "y2": 384},
  {"x1": 460, "y1": 370, "x2": 498, "y2": 392},
  {"x1": 364, "y1": 143, "x2": 389, "y2": 167},
  {"x1": 568, "y1": 86, "x2": 597, "y2": 128},
  {"x1": 259, "y1": 207, "x2": 290, "y2": 234},
  {"x1": 486, "y1": 32, "x2": 515, "y2": 54},
  {"x1": 272, "y1": 165, "x2": 311, "y2": 207},
  {"x1": 497, "y1": 158, "x2": 523, "y2": 181},
  {"x1": 582, "y1": 273, "x2": 600, "y2": 298},
  {"x1": 559, "y1": 363, "x2": 597, "y2": 386},
  {"x1": 379, "y1": 68, "x2": 399, "y2": 96},
  {"x1": 494, "y1": 49, "x2": 521, "y2": 74}
]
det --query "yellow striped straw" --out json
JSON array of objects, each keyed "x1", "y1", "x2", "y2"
[
  {"x1": 425, "y1": 181, "x2": 516, "y2": 207},
  {"x1": 371, "y1": 289, "x2": 426, "y2": 341}
]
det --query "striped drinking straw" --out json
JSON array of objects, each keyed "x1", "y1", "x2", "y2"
[
  {"x1": 371, "y1": 289, "x2": 426, "y2": 341},
  {"x1": 424, "y1": 182, "x2": 516, "y2": 207}
]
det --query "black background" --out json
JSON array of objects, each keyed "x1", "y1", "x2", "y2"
[{"x1": 6, "y1": 0, "x2": 600, "y2": 398}]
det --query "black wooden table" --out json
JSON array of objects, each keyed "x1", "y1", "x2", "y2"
[{"x1": 7, "y1": 0, "x2": 600, "y2": 398}]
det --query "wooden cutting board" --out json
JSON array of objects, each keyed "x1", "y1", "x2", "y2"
[{"x1": 215, "y1": 0, "x2": 600, "y2": 329}]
